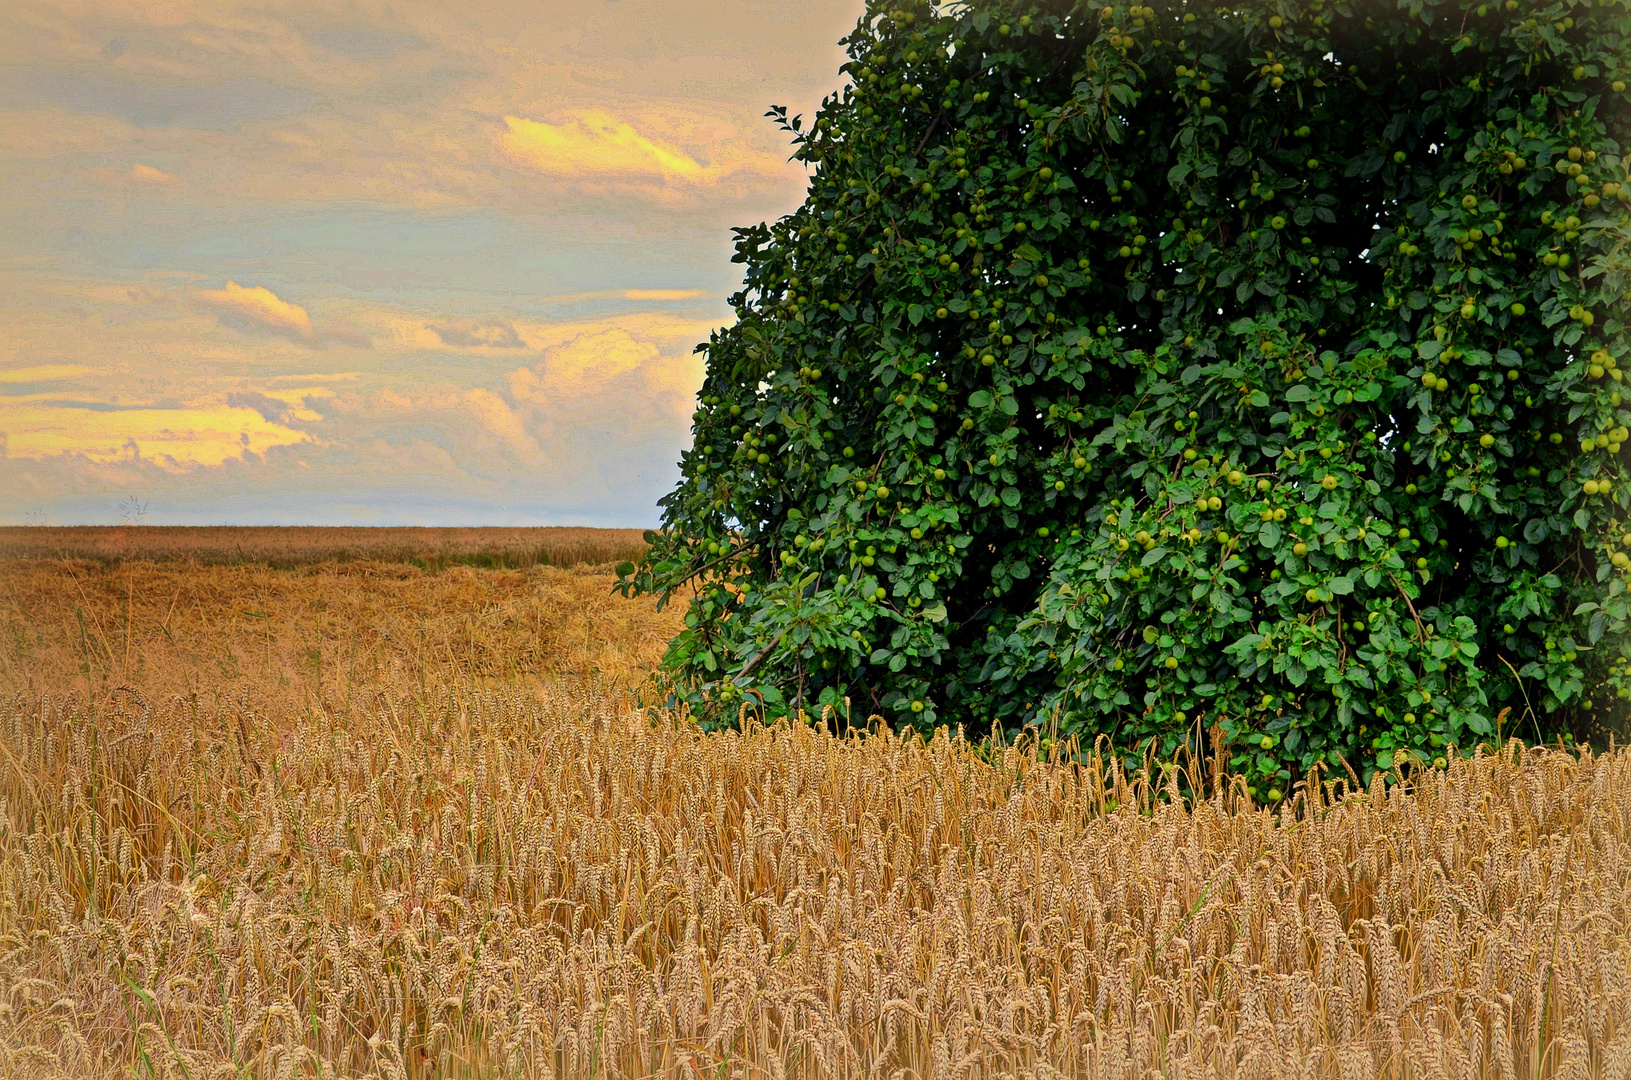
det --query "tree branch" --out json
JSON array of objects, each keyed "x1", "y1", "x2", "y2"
[
  {"x1": 737, "y1": 629, "x2": 788, "y2": 680},
  {"x1": 678, "y1": 540, "x2": 762, "y2": 587}
]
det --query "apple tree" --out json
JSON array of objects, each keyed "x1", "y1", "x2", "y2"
[{"x1": 618, "y1": 0, "x2": 1631, "y2": 788}]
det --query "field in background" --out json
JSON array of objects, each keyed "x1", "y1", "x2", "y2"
[
  {"x1": 0, "y1": 525, "x2": 650, "y2": 571},
  {"x1": 0, "y1": 557, "x2": 680, "y2": 714},
  {"x1": 2, "y1": 530, "x2": 1630, "y2": 1078}
]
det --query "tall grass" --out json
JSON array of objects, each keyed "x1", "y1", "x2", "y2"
[{"x1": 1, "y1": 548, "x2": 1629, "y2": 1078}]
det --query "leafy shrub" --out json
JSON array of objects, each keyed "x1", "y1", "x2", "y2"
[{"x1": 619, "y1": 0, "x2": 1631, "y2": 788}]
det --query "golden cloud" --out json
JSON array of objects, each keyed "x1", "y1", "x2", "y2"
[
  {"x1": 461, "y1": 387, "x2": 545, "y2": 464},
  {"x1": 497, "y1": 110, "x2": 708, "y2": 184},
  {"x1": 264, "y1": 371, "x2": 363, "y2": 382},
  {"x1": 366, "y1": 304, "x2": 723, "y2": 358},
  {"x1": 89, "y1": 162, "x2": 184, "y2": 187},
  {"x1": 534, "y1": 288, "x2": 712, "y2": 304},
  {"x1": 619, "y1": 289, "x2": 707, "y2": 301},
  {"x1": 593, "y1": 310, "x2": 730, "y2": 346},
  {"x1": 0, "y1": 365, "x2": 94, "y2": 383},
  {"x1": 0, "y1": 398, "x2": 312, "y2": 470},
  {"x1": 195, "y1": 281, "x2": 313, "y2": 338},
  {"x1": 504, "y1": 327, "x2": 660, "y2": 401},
  {"x1": 505, "y1": 326, "x2": 702, "y2": 415},
  {"x1": 129, "y1": 163, "x2": 181, "y2": 184},
  {"x1": 367, "y1": 385, "x2": 546, "y2": 467}
]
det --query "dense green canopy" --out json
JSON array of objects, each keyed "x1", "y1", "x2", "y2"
[{"x1": 619, "y1": 0, "x2": 1631, "y2": 791}]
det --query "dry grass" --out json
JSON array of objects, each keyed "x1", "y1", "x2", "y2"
[
  {"x1": 2, "y1": 548, "x2": 1630, "y2": 1078},
  {"x1": 0, "y1": 526, "x2": 650, "y2": 571}
]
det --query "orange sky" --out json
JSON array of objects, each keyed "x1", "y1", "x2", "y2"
[{"x1": 0, "y1": 0, "x2": 862, "y2": 524}]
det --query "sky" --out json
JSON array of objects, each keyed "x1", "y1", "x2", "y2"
[{"x1": 0, "y1": 0, "x2": 864, "y2": 526}]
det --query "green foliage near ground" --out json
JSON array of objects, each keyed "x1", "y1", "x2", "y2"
[{"x1": 620, "y1": 0, "x2": 1631, "y2": 791}]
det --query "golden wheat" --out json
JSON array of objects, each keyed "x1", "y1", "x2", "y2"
[
  {"x1": 0, "y1": 559, "x2": 679, "y2": 713},
  {"x1": 1, "y1": 551, "x2": 1629, "y2": 1079},
  {"x1": 0, "y1": 526, "x2": 649, "y2": 571}
]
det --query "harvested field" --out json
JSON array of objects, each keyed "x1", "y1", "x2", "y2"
[{"x1": 1, "y1": 539, "x2": 1629, "y2": 1078}]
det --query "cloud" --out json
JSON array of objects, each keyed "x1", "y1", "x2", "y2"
[
  {"x1": 0, "y1": 67, "x2": 314, "y2": 131},
  {"x1": 264, "y1": 371, "x2": 362, "y2": 383},
  {"x1": 429, "y1": 321, "x2": 525, "y2": 349},
  {"x1": 620, "y1": 288, "x2": 708, "y2": 301},
  {"x1": 0, "y1": 109, "x2": 145, "y2": 160},
  {"x1": 312, "y1": 317, "x2": 375, "y2": 349},
  {"x1": 535, "y1": 327, "x2": 658, "y2": 392},
  {"x1": 92, "y1": 162, "x2": 185, "y2": 187},
  {"x1": 505, "y1": 326, "x2": 703, "y2": 419},
  {"x1": 195, "y1": 280, "x2": 313, "y2": 339},
  {"x1": 129, "y1": 163, "x2": 181, "y2": 184},
  {"x1": 0, "y1": 0, "x2": 868, "y2": 525},
  {"x1": 0, "y1": 398, "x2": 313, "y2": 469},
  {"x1": 497, "y1": 110, "x2": 708, "y2": 184},
  {"x1": 91, "y1": 163, "x2": 185, "y2": 186},
  {"x1": 0, "y1": 0, "x2": 847, "y2": 214},
  {"x1": 224, "y1": 390, "x2": 293, "y2": 423},
  {"x1": 0, "y1": 365, "x2": 94, "y2": 383},
  {"x1": 362, "y1": 384, "x2": 548, "y2": 468},
  {"x1": 366, "y1": 304, "x2": 723, "y2": 358},
  {"x1": 308, "y1": 26, "x2": 427, "y2": 60},
  {"x1": 0, "y1": 298, "x2": 708, "y2": 524},
  {"x1": 541, "y1": 288, "x2": 710, "y2": 304},
  {"x1": 223, "y1": 388, "x2": 331, "y2": 424},
  {"x1": 460, "y1": 387, "x2": 545, "y2": 464}
]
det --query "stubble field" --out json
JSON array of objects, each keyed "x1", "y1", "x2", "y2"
[{"x1": 1, "y1": 529, "x2": 1629, "y2": 1079}]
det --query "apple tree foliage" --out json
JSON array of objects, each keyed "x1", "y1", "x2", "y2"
[{"x1": 617, "y1": 0, "x2": 1631, "y2": 788}]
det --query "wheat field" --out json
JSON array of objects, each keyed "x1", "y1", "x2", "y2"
[
  {"x1": 2, "y1": 545, "x2": 1630, "y2": 1079},
  {"x1": 0, "y1": 526, "x2": 650, "y2": 571},
  {"x1": 0, "y1": 557, "x2": 678, "y2": 712}
]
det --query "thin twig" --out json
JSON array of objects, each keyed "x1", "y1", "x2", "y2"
[
  {"x1": 914, "y1": 107, "x2": 947, "y2": 156},
  {"x1": 1388, "y1": 572, "x2": 1427, "y2": 640},
  {"x1": 666, "y1": 540, "x2": 762, "y2": 597}
]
